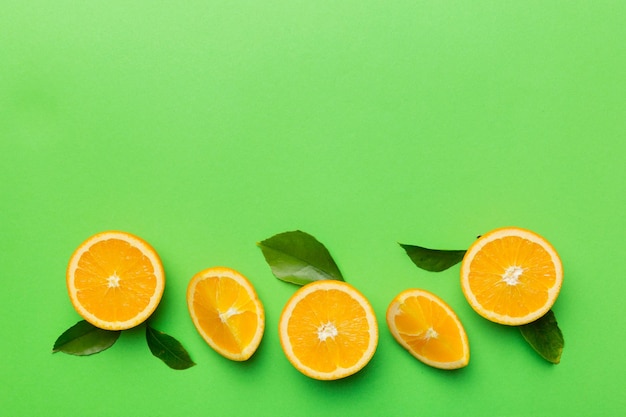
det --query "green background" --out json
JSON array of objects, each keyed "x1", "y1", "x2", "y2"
[{"x1": 2, "y1": 1, "x2": 625, "y2": 415}]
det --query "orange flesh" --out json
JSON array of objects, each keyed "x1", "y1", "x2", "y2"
[
  {"x1": 467, "y1": 236, "x2": 556, "y2": 318},
  {"x1": 73, "y1": 238, "x2": 157, "y2": 323},
  {"x1": 393, "y1": 296, "x2": 465, "y2": 364},
  {"x1": 287, "y1": 289, "x2": 372, "y2": 373},
  {"x1": 191, "y1": 276, "x2": 259, "y2": 356}
]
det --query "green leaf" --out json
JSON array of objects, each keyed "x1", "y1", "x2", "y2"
[
  {"x1": 257, "y1": 230, "x2": 343, "y2": 285},
  {"x1": 146, "y1": 325, "x2": 196, "y2": 370},
  {"x1": 519, "y1": 310, "x2": 564, "y2": 364},
  {"x1": 399, "y1": 243, "x2": 466, "y2": 272},
  {"x1": 52, "y1": 320, "x2": 120, "y2": 356}
]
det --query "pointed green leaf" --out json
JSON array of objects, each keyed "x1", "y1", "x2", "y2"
[
  {"x1": 519, "y1": 310, "x2": 564, "y2": 364},
  {"x1": 52, "y1": 320, "x2": 120, "y2": 356},
  {"x1": 257, "y1": 230, "x2": 343, "y2": 285},
  {"x1": 146, "y1": 325, "x2": 196, "y2": 370},
  {"x1": 400, "y1": 243, "x2": 466, "y2": 272}
]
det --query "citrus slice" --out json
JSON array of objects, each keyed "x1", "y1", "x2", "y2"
[
  {"x1": 461, "y1": 227, "x2": 563, "y2": 326},
  {"x1": 279, "y1": 280, "x2": 378, "y2": 380},
  {"x1": 187, "y1": 267, "x2": 265, "y2": 361},
  {"x1": 387, "y1": 289, "x2": 469, "y2": 370},
  {"x1": 66, "y1": 231, "x2": 165, "y2": 331}
]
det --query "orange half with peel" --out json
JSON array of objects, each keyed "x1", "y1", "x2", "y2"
[
  {"x1": 66, "y1": 231, "x2": 165, "y2": 331},
  {"x1": 461, "y1": 227, "x2": 563, "y2": 326},
  {"x1": 279, "y1": 280, "x2": 378, "y2": 380}
]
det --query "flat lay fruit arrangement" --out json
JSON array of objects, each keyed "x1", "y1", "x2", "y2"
[
  {"x1": 54, "y1": 227, "x2": 564, "y2": 375},
  {"x1": 54, "y1": 231, "x2": 194, "y2": 369}
]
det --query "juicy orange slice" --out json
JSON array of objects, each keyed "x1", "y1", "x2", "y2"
[
  {"x1": 387, "y1": 289, "x2": 469, "y2": 369},
  {"x1": 279, "y1": 280, "x2": 378, "y2": 380},
  {"x1": 187, "y1": 267, "x2": 265, "y2": 361},
  {"x1": 66, "y1": 231, "x2": 165, "y2": 331},
  {"x1": 461, "y1": 227, "x2": 563, "y2": 326}
]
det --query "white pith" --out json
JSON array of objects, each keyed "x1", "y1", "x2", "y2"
[
  {"x1": 424, "y1": 327, "x2": 439, "y2": 340},
  {"x1": 219, "y1": 307, "x2": 240, "y2": 323},
  {"x1": 317, "y1": 322, "x2": 338, "y2": 341},
  {"x1": 502, "y1": 266, "x2": 524, "y2": 286},
  {"x1": 106, "y1": 273, "x2": 121, "y2": 288}
]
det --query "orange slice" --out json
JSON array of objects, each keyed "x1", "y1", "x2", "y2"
[
  {"x1": 187, "y1": 267, "x2": 265, "y2": 361},
  {"x1": 387, "y1": 289, "x2": 469, "y2": 369},
  {"x1": 279, "y1": 280, "x2": 378, "y2": 380},
  {"x1": 66, "y1": 231, "x2": 165, "y2": 331},
  {"x1": 461, "y1": 227, "x2": 563, "y2": 326}
]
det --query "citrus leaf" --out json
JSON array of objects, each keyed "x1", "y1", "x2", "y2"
[
  {"x1": 146, "y1": 325, "x2": 196, "y2": 370},
  {"x1": 257, "y1": 230, "x2": 343, "y2": 285},
  {"x1": 52, "y1": 320, "x2": 120, "y2": 356},
  {"x1": 519, "y1": 309, "x2": 564, "y2": 364},
  {"x1": 399, "y1": 243, "x2": 466, "y2": 272}
]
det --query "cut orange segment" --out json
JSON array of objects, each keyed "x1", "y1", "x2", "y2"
[
  {"x1": 279, "y1": 280, "x2": 378, "y2": 380},
  {"x1": 66, "y1": 231, "x2": 165, "y2": 331},
  {"x1": 187, "y1": 267, "x2": 265, "y2": 361},
  {"x1": 387, "y1": 289, "x2": 470, "y2": 369},
  {"x1": 461, "y1": 227, "x2": 563, "y2": 326}
]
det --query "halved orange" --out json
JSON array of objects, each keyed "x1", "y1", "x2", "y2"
[
  {"x1": 187, "y1": 267, "x2": 265, "y2": 361},
  {"x1": 66, "y1": 231, "x2": 165, "y2": 331},
  {"x1": 279, "y1": 280, "x2": 378, "y2": 380},
  {"x1": 461, "y1": 227, "x2": 563, "y2": 326},
  {"x1": 387, "y1": 289, "x2": 470, "y2": 369}
]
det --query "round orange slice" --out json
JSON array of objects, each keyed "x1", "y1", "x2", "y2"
[
  {"x1": 461, "y1": 227, "x2": 563, "y2": 326},
  {"x1": 279, "y1": 280, "x2": 378, "y2": 380},
  {"x1": 187, "y1": 267, "x2": 265, "y2": 361},
  {"x1": 66, "y1": 231, "x2": 165, "y2": 331},
  {"x1": 387, "y1": 289, "x2": 469, "y2": 370}
]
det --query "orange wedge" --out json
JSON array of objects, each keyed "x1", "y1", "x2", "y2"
[
  {"x1": 279, "y1": 280, "x2": 378, "y2": 380},
  {"x1": 461, "y1": 227, "x2": 563, "y2": 326},
  {"x1": 187, "y1": 267, "x2": 265, "y2": 361},
  {"x1": 66, "y1": 231, "x2": 165, "y2": 331},
  {"x1": 387, "y1": 289, "x2": 470, "y2": 369}
]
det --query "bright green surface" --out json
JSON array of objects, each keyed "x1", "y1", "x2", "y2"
[{"x1": 2, "y1": 1, "x2": 625, "y2": 415}]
